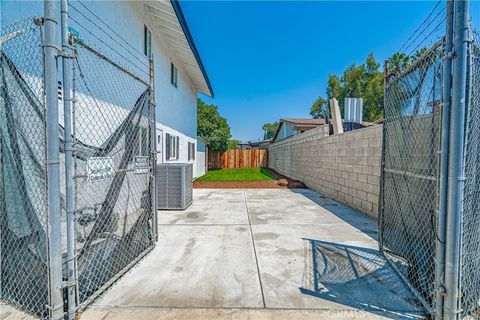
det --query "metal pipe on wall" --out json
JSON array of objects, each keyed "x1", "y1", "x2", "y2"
[
  {"x1": 44, "y1": 0, "x2": 64, "y2": 319},
  {"x1": 444, "y1": 1, "x2": 469, "y2": 319},
  {"x1": 435, "y1": 1, "x2": 454, "y2": 319},
  {"x1": 60, "y1": 0, "x2": 77, "y2": 318}
]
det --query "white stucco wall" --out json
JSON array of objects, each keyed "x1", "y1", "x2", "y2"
[{"x1": 1, "y1": 0, "x2": 202, "y2": 178}]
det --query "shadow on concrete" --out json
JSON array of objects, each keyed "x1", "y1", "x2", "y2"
[
  {"x1": 291, "y1": 189, "x2": 379, "y2": 240},
  {"x1": 300, "y1": 239, "x2": 426, "y2": 320}
]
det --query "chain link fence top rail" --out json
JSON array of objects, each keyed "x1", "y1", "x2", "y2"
[
  {"x1": 461, "y1": 28, "x2": 480, "y2": 320},
  {"x1": 0, "y1": 17, "x2": 50, "y2": 318},
  {"x1": 380, "y1": 41, "x2": 444, "y2": 311},
  {"x1": 70, "y1": 34, "x2": 155, "y2": 309}
]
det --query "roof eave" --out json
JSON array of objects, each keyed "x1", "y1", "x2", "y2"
[{"x1": 170, "y1": 0, "x2": 214, "y2": 97}]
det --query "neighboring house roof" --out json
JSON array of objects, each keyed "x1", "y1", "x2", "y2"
[
  {"x1": 144, "y1": 0, "x2": 213, "y2": 97},
  {"x1": 272, "y1": 117, "x2": 381, "y2": 143},
  {"x1": 249, "y1": 139, "x2": 272, "y2": 148},
  {"x1": 272, "y1": 118, "x2": 326, "y2": 142},
  {"x1": 197, "y1": 136, "x2": 209, "y2": 144},
  {"x1": 282, "y1": 118, "x2": 326, "y2": 126}
]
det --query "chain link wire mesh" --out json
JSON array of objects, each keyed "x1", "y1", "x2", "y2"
[
  {"x1": 1, "y1": 14, "x2": 155, "y2": 318},
  {"x1": 380, "y1": 41, "x2": 444, "y2": 311},
  {"x1": 70, "y1": 36, "x2": 155, "y2": 310},
  {"x1": 0, "y1": 17, "x2": 51, "y2": 318},
  {"x1": 460, "y1": 28, "x2": 480, "y2": 320}
]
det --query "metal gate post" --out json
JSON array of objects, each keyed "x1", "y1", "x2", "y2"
[
  {"x1": 444, "y1": 1, "x2": 469, "y2": 319},
  {"x1": 44, "y1": 0, "x2": 64, "y2": 319},
  {"x1": 435, "y1": 1, "x2": 454, "y2": 319},
  {"x1": 149, "y1": 57, "x2": 158, "y2": 241},
  {"x1": 60, "y1": 0, "x2": 77, "y2": 318}
]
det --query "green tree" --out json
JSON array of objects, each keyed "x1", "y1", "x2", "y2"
[
  {"x1": 197, "y1": 98, "x2": 231, "y2": 152},
  {"x1": 388, "y1": 52, "x2": 410, "y2": 75},
  {"x1": 314, "y1": 53, "x2": 384, "y2": 122},
  {"x1": 326, "y1": 74, "x2": 343, "y2": 100},
  {"x1": 228, "y1": 139, "x2": 239, "y2": 150},
  {"x1": 262, "y1": 121, "x2": 279, "y2": 140},
  {"x1": 363, "y1": 53, "x2": 384, "y2": 121},
  {"x1": 310, "y1": 96, "x2": 329, "y2": 119}
]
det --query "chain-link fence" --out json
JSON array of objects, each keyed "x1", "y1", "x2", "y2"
[
  {"x1": 381, "y1": 17, "x2": 479, "y2": 320},
  {"x1": 380, "y1": 41, "x2": 444, "y2": 311},
  {"x1": 1, "y1": 15, "x2": 156, "y2": 318},
  {"x1": 0, "y1": 17, "x2": 50, "y2": 318},
  {"x1": 460, "y1": 28, "x2": 480, "y2": 320},
  {"x1": 71, "y1": 37, "x2": 155, "y2": 310}
]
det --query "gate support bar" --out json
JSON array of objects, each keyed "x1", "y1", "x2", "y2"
[
  {"x1": 60, "y1": 0, "x2": 78, "y2": 318},
  {"x1": 444, "y1": 1, "x2": 469, "y2": 319},
  {"x1": 435, "y1": 1, "x2": 454, "y2": 319},
  {"x1": 44, "y1": 1, "x2": 64, "y2": 319}
]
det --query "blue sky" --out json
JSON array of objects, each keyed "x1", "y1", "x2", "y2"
[{"x1": 181, "y1": 1, "x2": 480, "y2": 142}]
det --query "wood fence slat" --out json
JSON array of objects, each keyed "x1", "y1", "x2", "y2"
[{"x1": 207, "y1": 149, "x2": 268, "y2": 169}]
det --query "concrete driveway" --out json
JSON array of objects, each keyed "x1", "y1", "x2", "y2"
[{"x1": 80, "y1": 188, "x2": 425, "y2": 320}]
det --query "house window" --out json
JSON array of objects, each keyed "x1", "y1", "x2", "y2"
[
  {"x1": 166, "y1": 133, "x2": 179, "y2": 160},
  {"x1": 58, "y1": 81, "x2": 63, "y2": 101},
  {"x1": 144, "y1": 25, "x2": 152, "y2": 58},
  {"x1": 137, "y1": 127, "x2": 149, "y2": 156},
  {"x1": 170, "y1": 62, "x2": 178, "y2": 87},
  {"x1": 188, "y1": 142, "x2": 195, "y2": 161}
]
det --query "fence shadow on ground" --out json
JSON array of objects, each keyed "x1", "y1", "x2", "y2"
[{"x1": 300, "y1": 239, "x2": 427, "y2": 320}]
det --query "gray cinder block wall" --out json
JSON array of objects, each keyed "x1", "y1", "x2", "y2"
[{"x1": 268, "y1": 125, "x2": 383, "y2": 219}]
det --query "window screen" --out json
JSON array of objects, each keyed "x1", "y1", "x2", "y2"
[
  {"x1": 144, "y1": 25, "x2": 152, "y2": 58},
  {"x1": 170, "y1": 62, "x2": 177, "y2": 87}
]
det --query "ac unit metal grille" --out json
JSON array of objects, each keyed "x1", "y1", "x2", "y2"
[{"x1": 156, "y1": 163, "x2": 193, "y2": 210}]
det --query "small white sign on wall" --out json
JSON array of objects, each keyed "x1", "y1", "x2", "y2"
[{"x1": 86, "y1": 157, "x2": 114, "y2": 183}]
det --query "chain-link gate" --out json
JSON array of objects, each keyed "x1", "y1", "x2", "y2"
[
  {"x1": 70, "y1": 36, "x2": 155, "y2": 310},
  {"x1": 381, "y1": 10, "x2": 479, "y2": 320},
  {"x1": 460, "y1": 28, "x2": 480, "y2": 320},
  {"x1": 0, "y1": 17, "x2": 50, "y2": 318},
  {"x1": 380, "y1": 41, "x2": 444, "y2": 312},
  {"x1": 1, "y1": 14, "x2": 156, "y2": 318}
]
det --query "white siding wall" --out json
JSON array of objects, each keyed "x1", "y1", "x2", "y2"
[
  {"x1": 155, "y1": 123, "x2": 200, "y2": 178},
  {"x1": 277, "y1": 122, "x2": 298, "y2": 141},
  {"x1": 196, "y1": 139, "x2": 207, "y2": 178},
  {"x1": 1, "y1": 0, "x2": 202, "y2": 178}
]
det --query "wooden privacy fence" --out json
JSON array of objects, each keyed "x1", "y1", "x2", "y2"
[{"x1": 208, "y1": 149, "x2": 268, "y2": 169}]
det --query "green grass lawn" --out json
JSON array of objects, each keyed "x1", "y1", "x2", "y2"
[{"x1": 195, "y1": 168, "x2": 275, "y2": 182}]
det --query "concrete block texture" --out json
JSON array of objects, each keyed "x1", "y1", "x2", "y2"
[{"x1": 269, "y1": 125, "x2": 383, "y2": 218}]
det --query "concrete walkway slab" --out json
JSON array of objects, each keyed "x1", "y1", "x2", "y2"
[
  {"x1": 0, "y1": 303, "x2": 36, "y2": 320},
  {"x1": 94, "y1": 224, "x2": 263, "y2": 308},
  {"x1": 246, "y1": 189, "x2": 423, "y2": 319},
  {"x1": 83, "y1": 307, "x2": 394, "y2": 320},
  {"x1": 158, "y1": 189, "x2": 249, "y2": 225},
  {"x1": 78, "y1": 188, "x2": 425, "y2": 319},
  {"x1": 1, "y1": 188, "x2": 425, "y2": 320}
]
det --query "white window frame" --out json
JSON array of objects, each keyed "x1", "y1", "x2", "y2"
[
  {"x1": 166, "y1": 133, "x2": 179, "y2": 160},
  {"x1": 188, "y1": 142, "x2": 195, "y2": 161},
  {"x1": 156, "y1": 129, "x2": 163, "y2": 163}
]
